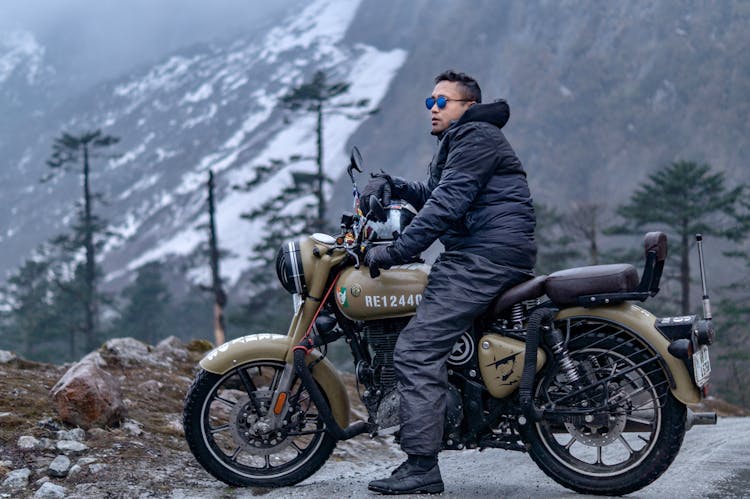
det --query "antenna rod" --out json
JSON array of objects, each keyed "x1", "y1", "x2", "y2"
[{"x1": 696, "y1": 234, "x2": 711, "y2": 320}]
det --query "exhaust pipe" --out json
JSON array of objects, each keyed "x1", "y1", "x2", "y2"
[{"x1": 686, "y1": 408, "x2": 717, "y2": 430}]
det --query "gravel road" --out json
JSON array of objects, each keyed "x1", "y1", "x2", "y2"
[{"x1": 172, "y1": 417, "x2": 749, "y2": 498}]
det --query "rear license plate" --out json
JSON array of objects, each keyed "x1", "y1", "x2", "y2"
[{"x1": 693, "y1": 345, "x2": 711, "y2": 387}]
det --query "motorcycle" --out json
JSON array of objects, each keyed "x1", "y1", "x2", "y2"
[{"x1": 183, "y1": 147, "x2": 717, "y2": 495}]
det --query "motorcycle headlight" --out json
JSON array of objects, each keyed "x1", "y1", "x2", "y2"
[{"x1": 275, "y1": 240, "x2": 306, "y2": 295}]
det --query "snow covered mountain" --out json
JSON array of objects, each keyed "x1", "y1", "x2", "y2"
[{"x1": 0, "y1": 0, "x2": 406, "y2": 292}]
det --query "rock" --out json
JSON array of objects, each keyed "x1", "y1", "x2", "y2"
[
  {"x1": 86, "y1": 428, "x2": 107, "y2": 439},
  {"x1": 33, "y1": 482, "x2": 66, "y2": 499},
  {"x1": 0, "y1": 412, "x2": 11, "y2": 418},
  {"x1": 121, "y1": 419, "x2": 143, "y2": 436},
  {"x1": 0, "y1": 460, "x2": 12, "y2": 468},
  {"x1": 18, "y1": 435, "x2": 41, "y2": 450},
  {"x1": 101, "y1": 337, "x2": 163, "y2": 367},
  {"x1": 137, "y1": 379, "x2": 163, "y2": 393},
  {"x1": 50, "y1": 359, "x2": 126, "y2": 429},
  {"x1": 67, "y1": 464, "x2": 82, "y2": 477},
  {"x1": 39, "y1": 438, "x2": 56, "y2": 451},
  {"x1": 0, "y1": 350, "x2": 17, "y2": 363},
  {"x1": 48, "y1": 455, "x2": 71, "y2": 477},
  {"x1": 76, "y1": 457, "x2": 97, "y2": 466},
  {"x1": 89, "y1": 463, "x2": 107, "y2": 474},
  {"x1": 2, "y1": 468, "x2": 31, "y2": 489},
  {"x1": 56, "y1": 428, "x2": 86, "y2": 442},
  {"x1": 37, "y1": 418, "x2": 62, "y2": 432},
  {"x1": 34, "y1": 476, "x2": 50, "y2": 486},
  {"x1": 154, "y1": 335, "x2": 189, "y2": 362},
  {"x1": 56, "y1": 440, "x2": 88, "y2": 455},
  {"x1": 79, "y1": 351, "x2": 107, "y2": 368},
  {"x1": 186, "y1": 339, "x2": 213, "y2": 353}
]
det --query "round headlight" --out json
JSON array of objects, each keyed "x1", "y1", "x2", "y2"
[{"x1": 275, "y1": 240, "x2": 306, "y2": 295}]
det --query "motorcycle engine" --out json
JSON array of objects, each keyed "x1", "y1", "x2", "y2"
[{"x1": 362, "y1": 317, "x2": 410, "y2": 391}]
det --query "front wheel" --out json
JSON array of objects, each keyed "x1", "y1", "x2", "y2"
[
  {"x1": 183, "y1": 361, "x2": 337, "y2": 487},
  {"x1": 522, "y1": 319, "x2": 687, "y2": 496}
]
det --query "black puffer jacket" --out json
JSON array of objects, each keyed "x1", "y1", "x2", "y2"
[{"x1": 390, "y1": 100, "x2": 537, "y2": 270}]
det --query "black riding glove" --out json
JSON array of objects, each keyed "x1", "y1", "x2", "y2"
[
  {"x1": 364, "y1": 244, "x2": 401, "y2": 274},
  {"x1": 360, "y1": 171, "x2": 395, "y2": 219}
]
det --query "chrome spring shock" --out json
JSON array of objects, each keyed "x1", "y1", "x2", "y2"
[
  {"x1": 545, "y1": 325, "x2": 581, "y2": 384},
  {"x1": 510, "y1": 303, "x2": 524, "y2": 328}
]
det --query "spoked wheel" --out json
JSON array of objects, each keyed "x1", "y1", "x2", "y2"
[
  {"x1": 523, "y1": 319, "x2": 687, "y2": 496},
  {"x1": 183, "y1": 361, "x2": 336, "y2": 487}
]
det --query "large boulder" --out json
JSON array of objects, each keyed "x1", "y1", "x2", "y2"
[
  {"x1": 101, "y1": 337, "x2": 165, "y2": 367},
  {"x1": 50, "y1": 360, "x2": 126, "y2": 429}
]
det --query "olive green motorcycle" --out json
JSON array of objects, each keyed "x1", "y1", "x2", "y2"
[{"x1": 183, "y1": 147, "x2": 717, "y2": 495}]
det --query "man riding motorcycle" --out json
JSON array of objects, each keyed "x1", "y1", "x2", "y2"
[{"x1": 363, "y1": 70, "x2": 537, "y2": 495}]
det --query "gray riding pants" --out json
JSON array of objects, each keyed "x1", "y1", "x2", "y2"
[{"x1": 393, "y1": 251, "x2": 530, "y2": 456}]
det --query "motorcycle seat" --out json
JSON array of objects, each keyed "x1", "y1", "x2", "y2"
[
  {"x1": 489, "y1": 275, "x2": 549, "y2": 317},
  {"x1": 545, "y1": 264, "x2": 639, "y2": 307}
]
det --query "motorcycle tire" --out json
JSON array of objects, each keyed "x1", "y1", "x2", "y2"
[
  {"x1": 183, "y1": 361, "x2": 337, "y2": 487},
  {"x1": 522, "y1": 319, "x2": 687, "y2": 496}
]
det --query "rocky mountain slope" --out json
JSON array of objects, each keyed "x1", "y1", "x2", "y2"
[{"x1": 1, "y1": 0, "x2": 748, "y2": 292}]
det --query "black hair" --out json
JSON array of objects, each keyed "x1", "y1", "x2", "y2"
[{"x1": 434, "y1": 70, "x2": 482, "y2": 103}]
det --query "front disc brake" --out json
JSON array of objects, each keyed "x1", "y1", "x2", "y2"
[{"x1": 229, "y1": 391, "x2": 293, "y2": 455}]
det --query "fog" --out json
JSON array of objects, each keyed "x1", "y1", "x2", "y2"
[{"x1": 0, "y1": 0, "x2": 296, "y2": 87}]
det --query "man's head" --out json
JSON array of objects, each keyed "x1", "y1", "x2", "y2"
[{"x1": 428, "y1": 70, "x2": 481, "y2": 135}]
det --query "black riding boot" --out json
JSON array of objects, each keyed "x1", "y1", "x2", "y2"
[{"x1": 368, "y1": 454, "x2": 444, "y2": 495}]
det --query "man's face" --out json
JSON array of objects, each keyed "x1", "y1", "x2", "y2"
[{"x1": 428, "y1": 80, "x2": 475, "y2": 135}]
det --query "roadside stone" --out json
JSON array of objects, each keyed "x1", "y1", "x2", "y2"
[
  {"x1": 79, "y1": 351, "x2": 107, "y2": 367},
  {"x1": 48, "y1": 455, "x2": 70, "y2": 477},
  {"x1": 2, "y1": 468, "x2": 31, "y2": 489},
  {"x1": 76, "y1": 457, "x2": 97, "y2": 466},
  {"x1": 154, "y1": 335, "x2": 189, "y2": 362},
  {"x1": 0, "y1": 412, "x2": 11, "y2": 418},
  {"x1": 122, "y1": 419, "x2": 143, "y2": 436},
  {"x1": 50, "y1": 359, "x2": 126, "y2": 429},
  {"x1": 56, "y1": 428, "x2": 86, "y2": 442},
  {"x1": 18, "y1": 435, "x2": 41, "y2": 450},
  {"x1": 34, "y1": 476, "x2": 49, "y2": 486},
  {"x1": 89, "y1": 463, "x2": 107, "y2": 474},
  {"x1": 67, "y1": 464, "x2": 82, "y2": 477},
  {"x1": 86, "y1": 427, "x2": 107, "y2": 440},
  {"x1": 137, "y1": 379, "x2": 164, "y2": 393},
  {"x1": 0, "y1": 350, "x2": 16, "y2": 363},
  {"x1": 0, "y1": 460, "x2": 12, "y2": 468},
  {"x1": 102, "y1": 337, "x2": 164, "y2": 367},
  {"x1": 33, "y1": 482, "x2": 66, "y2": 499},
  {"x1": 39, "y1": 438, "x2": 56, "y2": 451},
  {"x1": 37, "y1": 418, "x2": 62, "y2": 432},
  {"x1": 56, "y1": 440, "x2": 88, "y2": 455}
]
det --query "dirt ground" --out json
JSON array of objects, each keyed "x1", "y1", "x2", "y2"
[{"x1": 0, "y1": 340, "x2": 745, "y2": 498}]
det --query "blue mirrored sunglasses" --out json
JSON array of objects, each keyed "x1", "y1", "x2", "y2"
[{"x1": 425, "y1": 95, "x2": 472, "y2": 109}]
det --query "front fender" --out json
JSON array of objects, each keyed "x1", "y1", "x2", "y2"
[
  {"x1": 556, "y1": 303, "x2": 701, "y2": 405},
  {"x1": 200, "y1": 334, "x2": 350, "y2": 428}
]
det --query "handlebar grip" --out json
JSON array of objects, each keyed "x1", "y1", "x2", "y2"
[{"x1": 369, "y1": 265, "x2": 381, "y2": 278}]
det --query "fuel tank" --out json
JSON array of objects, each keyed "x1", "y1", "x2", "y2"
[
  {"x1": 334, "y1": 264, "x2": 430, "y2": 320},
  {"x1": 478, "y1": 334, "x2": 547, "y2": 398}
]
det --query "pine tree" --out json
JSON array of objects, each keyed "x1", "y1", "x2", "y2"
[
  {"x1": 233, "y1": 71, "x2": 373, "y2": 330},
  {"x1": 0, "y1": 256, "x2": 58, "y2": 360},
  {"x1": 111, "y1": 262, "x2": 172, "y2": 345},
  {"x1": 43, "y1": 129, "x2": 120, "y2": 352},
  {"x1": 610, "y1": 161, "x2": 749, "y2": 314},
  {"x1": 534, "y1": 203, "x2": 581, "y2": 274}
]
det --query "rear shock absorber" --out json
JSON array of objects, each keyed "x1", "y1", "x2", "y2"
[{"x1": 545, "y1": 325, "x2": 581, "y2": 385}]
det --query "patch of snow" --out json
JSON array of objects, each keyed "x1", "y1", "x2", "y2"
[
  {"x1": 182, "y1": 103, "x2": 218, "y2": 129},
  {"x1": 113, "y1": 55, "x2": 198, "y2": 99},
  {"x1": 182, "y1": 82, "x2": 213, "y2": 103},
  {"x1": 108, "y1": 133, "x2": 155, "y2": 170}
]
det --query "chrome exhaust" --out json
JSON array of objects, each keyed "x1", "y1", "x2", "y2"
[{"x1": 686, "y1": 408, "x2": 718, "y2": 430}]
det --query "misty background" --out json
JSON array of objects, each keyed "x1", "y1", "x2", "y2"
[{"x1": 0, "y1": 0, "x2": 295, "y2": 91}]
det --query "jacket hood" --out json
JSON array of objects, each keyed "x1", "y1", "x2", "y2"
[{"x1": 455, "y1": 99, "x2": 510, "y2": 129}]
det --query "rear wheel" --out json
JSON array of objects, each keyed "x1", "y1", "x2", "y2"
[
  {"x1": 522, "y1": 318, "x2": 687, "y2": 496},
  {"x1": 183, "y1": 361, "x2": 336, "y2": 487}
]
